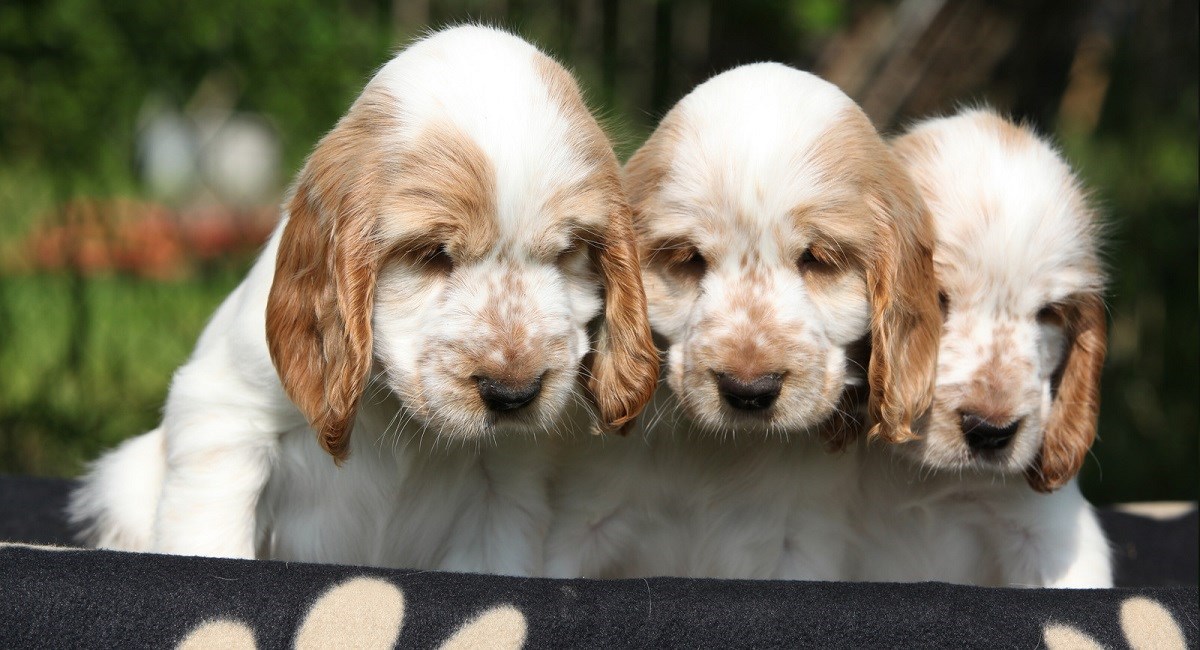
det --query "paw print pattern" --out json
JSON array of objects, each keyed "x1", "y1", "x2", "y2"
[
  {"x1": 0, "y1": 542, "x2": 1195, "y2": 648},
  {"x1": 176, "y1": 577, "x2": 527, "y2": 649},
  {"x1": 1044, "y1": 597, "x2": 1187, "y2": 650}
]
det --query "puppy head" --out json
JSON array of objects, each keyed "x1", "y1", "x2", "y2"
[
  {"x1": 266, "y1": 27, "x2": 657, "y2": 461},
  {"x1": 892, "y1": 109, "x2": 1106, "y2": 491},
  {"x1": 626, "y1": 63, "x2": 939, "y2": 441}
]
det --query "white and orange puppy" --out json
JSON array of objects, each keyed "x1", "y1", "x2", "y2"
[
  {"x1": 546, "y1": 63, "x2": 940, "y2": 579},
  {"x1": 68, "y1": 26, "x2": 658, "y2": 574},
  {"x1": 851, "y1": 109, "x2": 1111, "y2": 587}
]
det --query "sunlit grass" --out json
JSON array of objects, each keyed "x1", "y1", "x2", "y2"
[{"x1": 0, "y1": 267, "x2": 247, "y2": 475}]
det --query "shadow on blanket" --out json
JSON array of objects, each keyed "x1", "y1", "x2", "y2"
[{"x1": 0, "y1": 475, "x2": 1196, "y2": 648}]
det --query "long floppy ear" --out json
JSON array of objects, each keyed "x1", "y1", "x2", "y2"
[
  {"x1": 265, "y1": 92, "x2": 393, "y2": 462},
  {"x1": 532, "y1": 50, "x2": 660, "y2": 434},
  {"x1": 1026, "y1": 294, "x2": 1107, "y2": 492},
  {"x1": 584, "y1": 194, "x2": 661, "y2": 434},
  {"x1": 863, "y1": 150, "x2": 942, "y2": 444}
]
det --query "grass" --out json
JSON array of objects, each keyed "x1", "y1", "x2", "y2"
[{"x1": 0, "y1": 267, "x2": 247, "y2": 475}]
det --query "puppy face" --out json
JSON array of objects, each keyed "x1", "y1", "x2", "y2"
[
  {"x1": 626, "y1": 64, "x2": 940, "y2": 440},
  {"x1": 266, "y1": 27, "x2": 658, "y2": 459},
  {"x1": 892, "y1": 110, "x2": 1106, "y2": 491},
  {"x1": 369, "y1": 122, "x2": 603, "y2": 441}
]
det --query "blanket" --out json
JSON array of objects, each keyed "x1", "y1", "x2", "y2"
[{"x1": 1, "y1": 476, "x2": 1195, "y2": 648}]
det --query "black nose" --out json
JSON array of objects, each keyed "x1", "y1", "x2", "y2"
[
  {"x1": 717, "y1": 373, "x2": 783, "y2": 411},
  {"x1": 476, "y1": 376, "x2": 542, "y2": 412},
  {"x1": 961, "y1": 413, "x2": 1022, "y2": 451}
]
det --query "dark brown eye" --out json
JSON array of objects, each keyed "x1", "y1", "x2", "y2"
[
  {"x1": 677, "y1": 248, "x2": 707, "y2": 278},
  {"x1": 661, "y1": 246, "x2": 706, "y2": 281},
  {"x1": 651, "y1": 240, "x2": 707, "y2": 281},
  {"x1": 421, "y1": 244, "x2": 453, "y2": 274},
  {"x1": 1036, "y1": 304, "x2": 1062, "y2": 325},
  {"x1": 797, "y1": 247, "x2": 833, "y2": 273}
]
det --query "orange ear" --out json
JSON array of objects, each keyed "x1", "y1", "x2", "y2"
[
  {"x1": 584, "y1": 193, "x2": 661, "y2": 434},
  {"x1": 265, "y1": 93, "x2": 394, "y2": 462},
  {"x1": 1026, "y1": 295, "x2": 1107, "y2": 492},
  {"x1": 525, "y1": 52, "x2": 660, "y2": 433},
  {"x1": 863, "y1": 152, "x2": 942, "y2": 444}
]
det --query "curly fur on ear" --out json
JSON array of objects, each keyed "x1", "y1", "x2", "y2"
[
  {"x1": 265, "y1": 91, "x2": 397, "y2": 463},
  {"x1": 817, "y1": 153, "x2": 940, "y2": 449},
  {"x1": 533, "y1": 53, "x2": 659, "y2": 433},
  {"x1": 813, "y1": 109, "x2": 941, "y2": 445},
  {"x1": 863, "y1": 149, "x2": 942, "y2": 445},
  {"x1": 585, "y1": 195, "x2": 660, "y2": 434},
  {"x1": 1026, "y1": 295, "x2": 1107, "y2": 492}
]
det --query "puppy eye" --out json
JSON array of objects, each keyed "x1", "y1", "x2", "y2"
[
  {"x1": 662, "y1": 246, "x2": 706, "y2": 281},
  {"x1": 1036, "y1": 304, "x2": 1062, "y2": 325},
  {"x1": 796, "y1": 247, "x2": 834, "y2": 273},
  {"x1": 420, "y1": 244, "x2": 454, "y2": 274},
  {"x1": 556, "y1": 239, "x2": 584, "y2": 265},
  {"x1": 678, "y1": 248, "x2": 707, "y2": 278}
]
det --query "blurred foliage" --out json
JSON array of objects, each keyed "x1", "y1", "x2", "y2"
[
  {"x1": 0, "y1": 0, "x2": 1195, "y2": 504},
  {"x1": 0, "y1": 269, "x2": 247, "y2": 472},
  {"x1": 1059, "y1": 2, "x2": 1199, "y2": 502},
  {"x1": 0, "y1": 0, "x2": 396, "y2": 176}
]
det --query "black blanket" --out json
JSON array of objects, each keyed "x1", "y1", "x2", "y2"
[{"x1": 1, "y1": 476, "x2": 1196, "y2": 648}]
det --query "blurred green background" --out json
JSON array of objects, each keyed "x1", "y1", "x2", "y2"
[{"x1": 0, "y1": 0, "x2": 1195, "y2": 504}]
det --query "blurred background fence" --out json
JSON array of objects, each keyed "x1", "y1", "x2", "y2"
[{"x1": 0, "y1": 0, "x2": 1195, "y2": 503}]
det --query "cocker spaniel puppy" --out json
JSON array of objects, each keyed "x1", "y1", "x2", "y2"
[
  {"x1": 546, "y1": 63, "x2": 941, "y2": 579},
  {"x1": 851, "y1": 109, "x2": 1111, "y2": 587},
  {"x1": 68, "y1": 26, "x2": 658, "y2": 574}
]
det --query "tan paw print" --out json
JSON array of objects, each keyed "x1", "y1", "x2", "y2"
[
  {"x1": 1044, "y1": 597, "x2": 1187, "y2": 650},
  {"x1": 176, "y1": 577, "x2": 527, "y2": 649}
]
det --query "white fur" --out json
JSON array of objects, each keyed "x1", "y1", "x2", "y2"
[
  {"x1": 68, "y1": 26, "x2": 614, "y2": 574},
  {"x1": 849, "y1": 450, "x2": 1112, "y2": 587},
  {"x1": 546, "y1": 64, "x2": 872, "y2": 579},
  {"x1": 546, "y1": 407, "x2": 858, "y2": 579},
  {"x1": 67, "y1": 428, "x2": 166, "y2": 551},
  {"x1": 848, "y1": 109, "x2": 1111, "y2": 587}
]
